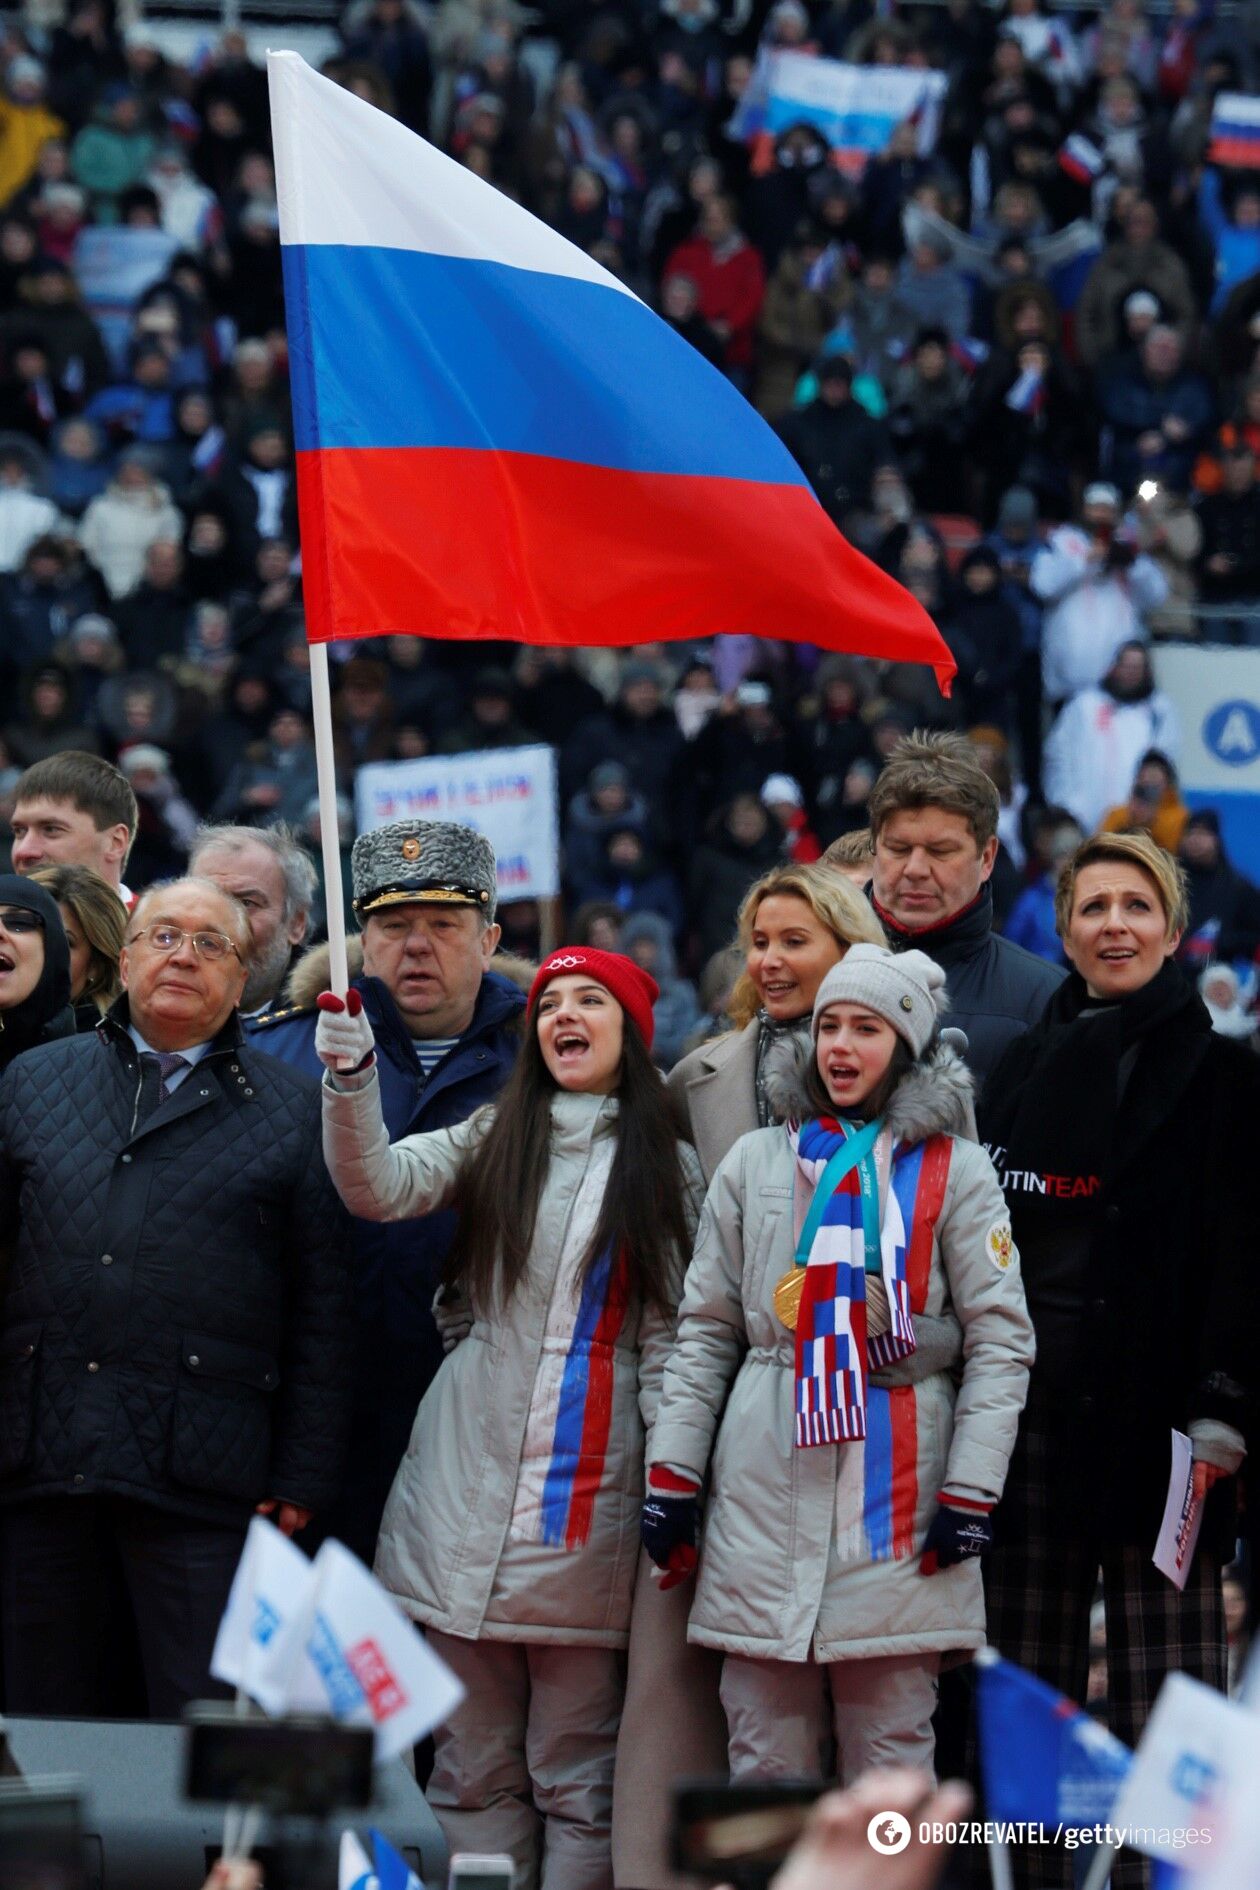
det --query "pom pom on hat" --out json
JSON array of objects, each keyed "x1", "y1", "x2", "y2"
[
  {"x1": 811, "y1": 943, "x2": 948, "y2": 1058},
  {"x1": 529, "y1": 947, "x2": 659, "y2": 1051}
]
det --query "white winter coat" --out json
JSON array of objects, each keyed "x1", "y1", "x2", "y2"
[
  {"x1": 651, "y1": 1048, "x2": 1034, "y2": 1665},
  {"x1": 323, "y1": 1073, "x2": 705, "y2": 1646},
  {"x1": 1032, "y1": 525, "x2": 1168, "y2": 702},
  {"x1": 78, "y1": 478, "x2": 183, "y2": 598},
  {"x1": 1043, "y1": 685, "x2": 1182, "y2": 830}
]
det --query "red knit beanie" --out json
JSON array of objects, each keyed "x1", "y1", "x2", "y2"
[{"x1": 528, "y1": 946, "x2": 659, "y2": 1051}]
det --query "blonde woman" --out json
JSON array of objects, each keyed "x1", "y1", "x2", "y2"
[
  {"x1": 667, "y1": 862, "x2": 887, "y2": 1184},
  {"x1": 30, "y1": 862, "x2": 125, "y2": 1025}
]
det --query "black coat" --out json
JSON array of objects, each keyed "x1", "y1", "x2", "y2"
[
  {"x1": 879, "y1": 885, "x2": 1066, "y2": 1087},
  {"x1": 980, "y1": 974, "x2": 1260, "y2": 1553},
  {"x1": 0, "y1": 1004, "x2": 353, "y2": 1525}
]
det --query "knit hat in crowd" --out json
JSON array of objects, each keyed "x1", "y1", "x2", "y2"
[
  {"x1": 528, "y1": 946, "x2": 658, "y2": 1051},
  {"x1": 811, "y1": 942, "x2": 947, "y2": 1059}
]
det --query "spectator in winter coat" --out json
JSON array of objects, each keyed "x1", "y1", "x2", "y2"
[
  {"x1": 71, "y1": 85, "x2": 156, "y2": 220},
  {"x1": 621, "y1": 910, "x2": 702, "y2": 1070},
  {"x1": 689, "y1": 681, "x2": 796, "y2": 822},
  {"x1": 212, "y1": 708, "x2": 319, "y2": 831},
  {"x1": 3, "y1": 663, "x2": 99, "y2": 767},
  {"x1": 776, "y1": 354, "x2": 889, "y2": 524},
  {"x1": 663, "y1": 195, "x2": 766, "y2": 381},
  {"x1": 584, "y1": 828, "x2": 686, "y2": 940},
  {"x1": 1043, "y1": 641, "x2": 1181, "y2": 832},
  {"x1": 689, "y1": 795, "x2": 786, "y2": 962},
  {"x1": 836, "y1": 254, "x2": 922, "y2": 391},
  {"x1": 1197, "y1": 166, "x2": 1260, "y2": 314},
  {"x1": 761, "y1": 773, "x2": 821, "y2": 864},
  {"x1": 78, "y1": 453, "x2": 183, "y2": 600},
  {"x1": 1003, "y1": 806, "x2": 1082, "y2": 963},
  {"x1": 114, "y1": 537, "x2": 191, "y2": 669},
  {"x1": 887, "y1": 329, "x2": 972, "y2": 512},
  {"x1": 1075, "y1": 197, "x2": 1197, "y2": 367},
  {"x1": 1196, "y1": 442, "x2": 1260, "y2": 607},
  {"x1": 1096, "y1": 324, "x2": 1215, "y2": 492},
  {"x1": 868, "y1": 731, "x2": 1065, "y2": 1085},
  {"x1": 754, "y1": 226, "x2": 846, "y2": 419},
  {"x1": 562, "y1": 662, "x2": 687, "y2": 831},
  {"x1": 1033, "y1": 483, "x2": 1168, "y2": 706},
  {"x1": 0, "y1": 875, "x2": 352, "y2": 1716},
  {"x1": 1100, "y1": 748, "x2": 1190, "y2": 853},
  {"x1": 0, "y1": 447, "x2": 62, "y2": 575},
  {"x1": 563, "y1": 761, "x2": 651, "y2": 908},
  {"x1": 0, "y1": 59, "x2": 65, "y2": 208},
  {"x1": 1177, "y1": 809, "x2": 1260, "y2": 967},
  {"x1": 941, "y1": 547, "x2": 1023, "y2": 729},
  {"x1": 645, "y1": 945, "x2": 1033, "y2": 1781},
  {"x1": 48, "y1": 416, "x2": 109, "y2": 518},
  {"x1": 251, "y1": 820, "x2": 523, "y2": 1562},
  {"x1": 895, "y1": 232, "x2": 972, "y2": 343}
]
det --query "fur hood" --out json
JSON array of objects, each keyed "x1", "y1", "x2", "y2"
[
  {"x1": 764, "y1": 1033, "x2": 977, "y2": 1144},
  {"x1": 285, "y1": 937, "x2": 537, "y2": 1010}
]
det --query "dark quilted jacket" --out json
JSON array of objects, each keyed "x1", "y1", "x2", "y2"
[
  {"x1": 251, "y1": 968, "x2": 523, "y2": 1558},
  {"x1": 0, "y1": 1002, "x2": 353, "y2": 1525}
]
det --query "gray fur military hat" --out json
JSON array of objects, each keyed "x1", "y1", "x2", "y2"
[{"x1": 351, "y1": 819, "x2": 498, "y2": 919}]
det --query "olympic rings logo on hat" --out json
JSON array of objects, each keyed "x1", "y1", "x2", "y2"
[{"x1": 544, "y1": 954, "x2": 586, "y2": 970}]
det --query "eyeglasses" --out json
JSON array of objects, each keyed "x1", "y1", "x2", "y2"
[
  {"x1": 128, "y1": 924, "x2": 242, "y2": 963},
  {"x1": 0, "y1": 908, "x2": 42, "y2": 934}
]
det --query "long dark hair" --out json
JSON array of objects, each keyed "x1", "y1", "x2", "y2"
[{"x1": 444, "y1": 1017, "x2": 691, "y2": 1317}]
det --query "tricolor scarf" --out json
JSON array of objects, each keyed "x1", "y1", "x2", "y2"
[{"x1": 790, "y1": 1116, "x2": 917, "y2": 1448}]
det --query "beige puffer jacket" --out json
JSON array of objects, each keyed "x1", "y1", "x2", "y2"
[
  {"x1": 651, "y1": 1046, "x2": 1034, "y2": 1665},
  {"x1": 324, "y1": 1072, "x2": 705, "y2": 1646}
]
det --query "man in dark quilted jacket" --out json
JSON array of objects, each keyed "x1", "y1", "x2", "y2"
[{"x1": 0, "y1": 875, "x2": 352, "y2": 1717}]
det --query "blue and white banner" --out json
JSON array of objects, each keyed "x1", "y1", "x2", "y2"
[
  {"x1": 210, "y1": 1514, "x2": 312, "y2": 1706},
  {"x1": 731, "y1": 52, "x2": 946, "y2": 174},
  {"x1": 1155, "y1": 646, "x2": 1260, "y2": 883},
  {"x1": 356, "y1": 744, "x2": 559, "y2": 904},
  {"x1": 259, "y1": 1538, "x2": 464, "y2": 1761},
  {"x1": 975, "y1": 1649, "x2": 1132, "y2": 1829}
]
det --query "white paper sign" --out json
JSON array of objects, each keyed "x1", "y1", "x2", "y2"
[
  {"x1": 355, "y1": 744, "x2": 559, "y2": 902},
  {"x1": 1153, "y1": 1429, "x2": 1202, "y2": 1590},
  {"x1": 1110, "y1": 1673, "x2": 1241, "y2": 1862},
  {"x1": 210, "y1": 1515, "x2": 314, "y2": 1703},
  {"x1": 265, "y1": 1539, "x2": 465, "y2": 1760}
]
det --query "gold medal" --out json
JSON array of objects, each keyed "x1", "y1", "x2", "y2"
[{"x1": 774, "y1": 1266, "x2": 807, "y2": 1331}]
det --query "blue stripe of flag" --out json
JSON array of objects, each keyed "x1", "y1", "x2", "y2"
[
  {"x1": 538, "y1": 1246, "x2": 615, "y2": 1548},
  {"x1": 281, "y1": 244, "x2": 808, "y2": 487}
]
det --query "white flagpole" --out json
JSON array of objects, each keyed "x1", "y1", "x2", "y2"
[
  {"x1": 309, "y1": 642, "x2": 349, "y2": 998},
  {"x1": 988, "y1": 1837, "x2": 1015, "y2": 1890},
  {"x1": 1081, "y1": 1841, "x2": 1119, "y2": 1890}
]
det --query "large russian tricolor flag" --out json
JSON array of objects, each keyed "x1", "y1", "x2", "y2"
[{"x1": 268, "y1": 52, "x2": 953, "y2": 688}]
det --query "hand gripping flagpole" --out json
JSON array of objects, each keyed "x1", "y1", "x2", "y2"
[{"x1": 309, "y1": 642, "x2": 349, "y2": 1000}]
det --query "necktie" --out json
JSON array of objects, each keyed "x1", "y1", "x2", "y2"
[{"x1": 137, "y1": 1050, "x2": 189, "y2": 1120}]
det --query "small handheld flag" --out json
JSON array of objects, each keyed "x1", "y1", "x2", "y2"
[{"x1": 975, "y1": 1649, "x2": 1131, "y2": 1830}]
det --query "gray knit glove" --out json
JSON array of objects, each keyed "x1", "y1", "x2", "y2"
[{"x1": 869, "y1": 1310, "x2": 964, "y2": 1388}]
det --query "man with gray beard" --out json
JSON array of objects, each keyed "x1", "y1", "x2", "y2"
[{"x1": 190, "y1": 823, "x2": 317, "y2": 1018}]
